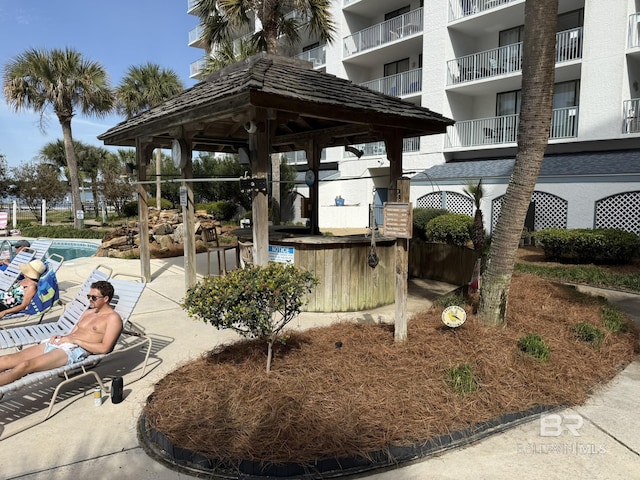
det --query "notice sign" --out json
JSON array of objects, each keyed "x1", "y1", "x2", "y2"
[
  {"x1": 383, "y1": 202, "x2": 413, "y2": 238},
  {"x1": 269, "y1": 245, "x2": 295, "y2": 264}
]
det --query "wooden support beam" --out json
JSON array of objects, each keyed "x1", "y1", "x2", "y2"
[
  {"x1": 386, "y1": 133, "x2": 409, "y2": 343},
  {"x1": 304, "y1": 140, "x2": 322, "y2": 235},
  {"x1": 250, "y1": 112, "x2": 270, "y2": 266},
  {"x1": 180, "y1": 140, "x2": 197, "y2": 290},
  {"x1": 136, "y1": 138, "x2": 152, "y2": 283}
]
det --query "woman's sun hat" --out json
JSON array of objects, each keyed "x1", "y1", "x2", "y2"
[{"x1": 19, "y1": 259, "x2": 46, "y2": 280}]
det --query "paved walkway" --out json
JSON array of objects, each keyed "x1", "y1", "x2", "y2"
[{"x1": 0, "y1": 252, "x2": 638, "y2": 479}]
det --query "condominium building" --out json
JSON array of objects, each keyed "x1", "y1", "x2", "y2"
[{"x1": 187, "y1": 0, "x2": 640, "y2": 236}]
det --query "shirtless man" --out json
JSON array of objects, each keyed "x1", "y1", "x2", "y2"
[{"x1": 0, "y1": 280, "x2": 122, "y2": 387}]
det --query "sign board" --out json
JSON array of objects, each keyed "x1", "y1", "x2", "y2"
[
  {"x1": 179, "y1": 186, "x2": 188, "y2": 207},
  {"x1": 75, "y1": 210, "x2": 84, "y2": 220},
  {"x1": 383, "y1": 202, "x2": 413, "y2": 238},
  {"x1": 268, "y1": 245, "x2": 294, "y2": 264}
]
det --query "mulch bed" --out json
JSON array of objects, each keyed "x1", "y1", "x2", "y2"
[{"x1": 143, "y1": 269, "x2": 639, "y2": 467}]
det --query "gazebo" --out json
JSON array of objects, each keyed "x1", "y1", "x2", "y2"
[{"x1": 99, "y1": 53, "x2": 453, "y2": 338}]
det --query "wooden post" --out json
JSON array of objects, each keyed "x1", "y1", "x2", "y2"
[
  {"x1": 250, "y1": 114, "x2": 270, "y2": 266},
  {"x1": 386, "y1": 133, "x2": 409, "y2": 342},
  {"x1": 181, "y1": 142, "x2": 197, "y2": 290},
  {"x1": 136, "y1": 138, "x2": 151, "y2": 283},
  {"x1": 305, "y1": 140, "x2": 321, "y2": 235}
]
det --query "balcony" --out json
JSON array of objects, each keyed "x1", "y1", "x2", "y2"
[
  {"x1": 187, "y1": 0, "x2": 198, "y2": 14},
  {"x1": 360, "y1": 68, "x2": 422, "y2": 98},
  {"x1": 345, "y1": 137, "x2": 421, "y2": 158},
  {"x1": 295, "y1": 45, "x2": 326, "y2": 68},
  {"x1": 448, "y1": 0, "x2": 517, "y2": 22},
  {"x1": 447, "y1": 28, "x2": 583, "y2": 86},
  {"x1": 343, "y1": 8, "x2": 423, "y2": 58},
  {"x1": 445, "y1": 107, "x2": 579, "y2": 148},
  {"x1": 190, "y1": 57, "x2": 207, "y2": 79},
  {"x1": 628, "y1": 13, "x2": 640, "y2": 49},
  {"x1": 188, "y1": 24, "x2": 205, "y2": 47},
  {"x1": 622, "y1": 99, "x2": 640, "y2": 134}
]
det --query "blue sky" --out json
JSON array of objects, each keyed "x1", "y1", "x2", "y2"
[{"x1": 0, "y1": 1, "x2": 201, "y2": 169}]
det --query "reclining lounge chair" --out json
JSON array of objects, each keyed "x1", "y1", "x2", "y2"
[{"x1": 0, "y1": 269, "x2": 151, "y2": 439}]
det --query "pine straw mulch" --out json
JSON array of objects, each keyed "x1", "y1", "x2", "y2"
[{"x1": 144, "y1": 272, "x2": 639, "y2": 465}]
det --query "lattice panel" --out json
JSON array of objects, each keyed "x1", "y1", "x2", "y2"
[
  {"x1": 416, "y1": 191, "x2": 473, "y2": 216},
  {"x1": 595, "y1": 191, "x2": 640, "y2": 235},
  {"x1": 491, "y1": 191, "x2": 568, "y2": 232}
]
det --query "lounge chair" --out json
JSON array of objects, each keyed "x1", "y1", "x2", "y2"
[
  {"x1": 1, "y1": 255, "x2": 65, "y2": 325},
  {"x1": 0, "y1": 213, "x2": 8, "y2": 237},
  {"x1": 0, "y1": 249, "x2": 36, "y2": 292},
  {"x1": 0, "y1": 271, "x2": 151, "y2": 439},
  {"x1": 28, "y1": 238, "x2": 53, "y2": 261}
]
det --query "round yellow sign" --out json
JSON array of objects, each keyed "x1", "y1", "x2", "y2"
[{"x1": 441, "y1": 305, "x2": 467, "y2": 328}]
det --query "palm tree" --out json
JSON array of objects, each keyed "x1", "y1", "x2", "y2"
[
  {"x1": 463, "y1": 179, "x2": 485, "y2": 253},
  {"x1": 194, "y1": 0, "x2": 336, "y2": 222},
  {"x1": 115, "y1": 62, "x2": 184, "y2": 210},
  {"x1": 477, "y1": 0, "x2": 558, "y2": 326},
  {"x1": 2, "y1": 47, "x2": 114, "y2": 229},
  {"x1": 194, "y1": 0, "x2": 336, "y2": 56}
]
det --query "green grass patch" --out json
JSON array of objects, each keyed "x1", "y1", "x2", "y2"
[
  {"x1": 515, "y1": 262, "x2": 640, "y2": 293},
  {"x1": 433, "y1": 292, "x2": 465, "y2": 308},
  {"x1": 600, "y1": 305, "x2": 628, "y2": 333},
  {"x1": 517, "y1": 333, "x2": 550, "y2": 362},
  {"x1": 445, "y1": 363, "x2": 478, "y2": 396},
  {"x1": 572, "y1": 322, "x2": 605, "y2": 348}
]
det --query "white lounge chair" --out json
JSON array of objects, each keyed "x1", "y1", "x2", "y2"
[
  {"x1": 1, "y1": 254, "x2": 65, "y2": 326},
  {"x1": 29, "y1": 238, "x2": 53, "y2": 261},
  {"x1": 0, "y1": 271, "x2": 151, "y2": 439},
  {"x1": 0, "y1": 249, "x2": 36, "y2": 292}
]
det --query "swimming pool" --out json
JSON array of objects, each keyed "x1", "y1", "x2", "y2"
[{"x1": 35, "y1": 240, "x2": 100, "y2": 260}]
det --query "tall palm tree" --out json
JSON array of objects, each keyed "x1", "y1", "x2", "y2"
[
  {"x1": 2, "y1": 47, "x2": 114, "y2": 229},
  {"x1": 115, "y1": 62, "x2": 184, "y2": 210},
  {"x1": 194, "y1": 0, "x2": 336, "y2": 223},
  {"x1": 477, "y1": 0, "x2": 558, "y2": 326}
]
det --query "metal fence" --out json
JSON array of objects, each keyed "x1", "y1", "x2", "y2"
[{"x1": 0, "y1": 200, "x2": 115, "y2": 227}]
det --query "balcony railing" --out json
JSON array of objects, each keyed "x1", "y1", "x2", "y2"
[
  {"x1": 345, "y1": 137, "x2": 421, "y2": 158},
  {"x1": 343, "y1": 8, "x2": 423, "y2": 57},
  {"x1": 190, "y1": 57, "x2": 207, "y2": 78},
  {"x1": 448, "y1": 0, "x2": 517, "y2": 22},
  {"x1": 622, "y1": 99, "x2": 640, "y2": 134},
  {"x1": 360, "y1": 68, "x2": 422, "y2": 97},
  {"x1": 189, "y1": 24, "x2": 204, "y2": 45},
  {"x1": 628, "y1": 13, "x2": 640, "y2": 48},
  {"x1": 447, "y1": 27, "x2": 582, "y2": 85},
  {"x1": 445, "y1": 107, "x2": 578, "y2": 147},
  {"x1": 187, "y1": 0, "x2": 198, "y2": 13},
  {"x1": 295, "y1": 45, "x2": 326, "y2": 68}
]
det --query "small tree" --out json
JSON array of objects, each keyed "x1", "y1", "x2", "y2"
[
  {"x1": 11, "y1": 160, "x2": 67, "y2": 221},
  {"x1": 463, "y1": 179, "x2": 485, "y2": 252},
  {"x1": 184, "y1": 263, "x2": 318, "y2": 372}
]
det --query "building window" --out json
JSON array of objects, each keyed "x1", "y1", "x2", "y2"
[
  {"x1": 384, "y1": 58, "x2": 410, "y2": 77},
  {"x1": 303, "y1": 42, "x2": 319, "y2": 52}
]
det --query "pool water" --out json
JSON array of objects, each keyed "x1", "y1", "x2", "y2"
[{"x1": 47, "y1": 240, "x2": 100, "y2": 260}]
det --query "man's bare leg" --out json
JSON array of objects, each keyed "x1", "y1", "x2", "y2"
[{"x1": 0, "y1": 345, "x2": 68, "y2": 386}]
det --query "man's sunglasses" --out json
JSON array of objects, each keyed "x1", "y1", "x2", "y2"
[{"x1": 87, "y1": 294, "x2": 105, "y2": 301}]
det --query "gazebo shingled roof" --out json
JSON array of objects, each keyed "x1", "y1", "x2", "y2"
[{"x1": 99, "y1": 53, "x2": 453, "y2": 152}]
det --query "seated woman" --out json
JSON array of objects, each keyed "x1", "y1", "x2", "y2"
[{"x1": 0, "y1": 260, "x2": 46, "y2": 319}]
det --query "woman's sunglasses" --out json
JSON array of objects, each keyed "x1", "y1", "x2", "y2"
[{"x1": 87, "y1": 294, "x2": 105, "y2": 301}]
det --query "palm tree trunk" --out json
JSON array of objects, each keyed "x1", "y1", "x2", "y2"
[
  {"x1": 61, "y1": 121, "x2": 83, "y2": 229},
  {"x1": 477, "y1": 0, "x2": 558, "y2": 326}
]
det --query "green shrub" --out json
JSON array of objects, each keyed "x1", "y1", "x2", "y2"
[
  {"x1": 122, "y1": 201, "x2": 138, "y2": 218},
  {"x1": 445, "y1": 363, "x2": 478, "y2": 396},
  {"x1": 19, "y1": 225, "x2": 106, "y2": 239},
  {"x1": 601, "y1": 305, "x2": 628, "y2": 333},
  {"x1": 412, "y1": 208, "x2": 448, "y2": 241},
  {"x1": 196, "y1": 201, "x2": 238, "y2": 221},
  {"x1": 424, "y1": 213, "x2": 473, "y2": 247},
  {"x1": 184, "y1": 263, "x2": 318, "y2": 372},
  {"x1": 517, "y1": 333, "x2": 550, "y2": 361},
  {"x1": 148, "y1": 197, "x2": 173, "y2": 210},
  {"x1": 572, "y1": 322, "x2": 605, "y2": 348},
  {"x1": 536, "y1": 228, "x2": 640, "y2": 265}
]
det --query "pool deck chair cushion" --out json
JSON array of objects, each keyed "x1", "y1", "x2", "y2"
[{"x1": 0, "y1": 272, "x2": 151, "y2": 439}]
